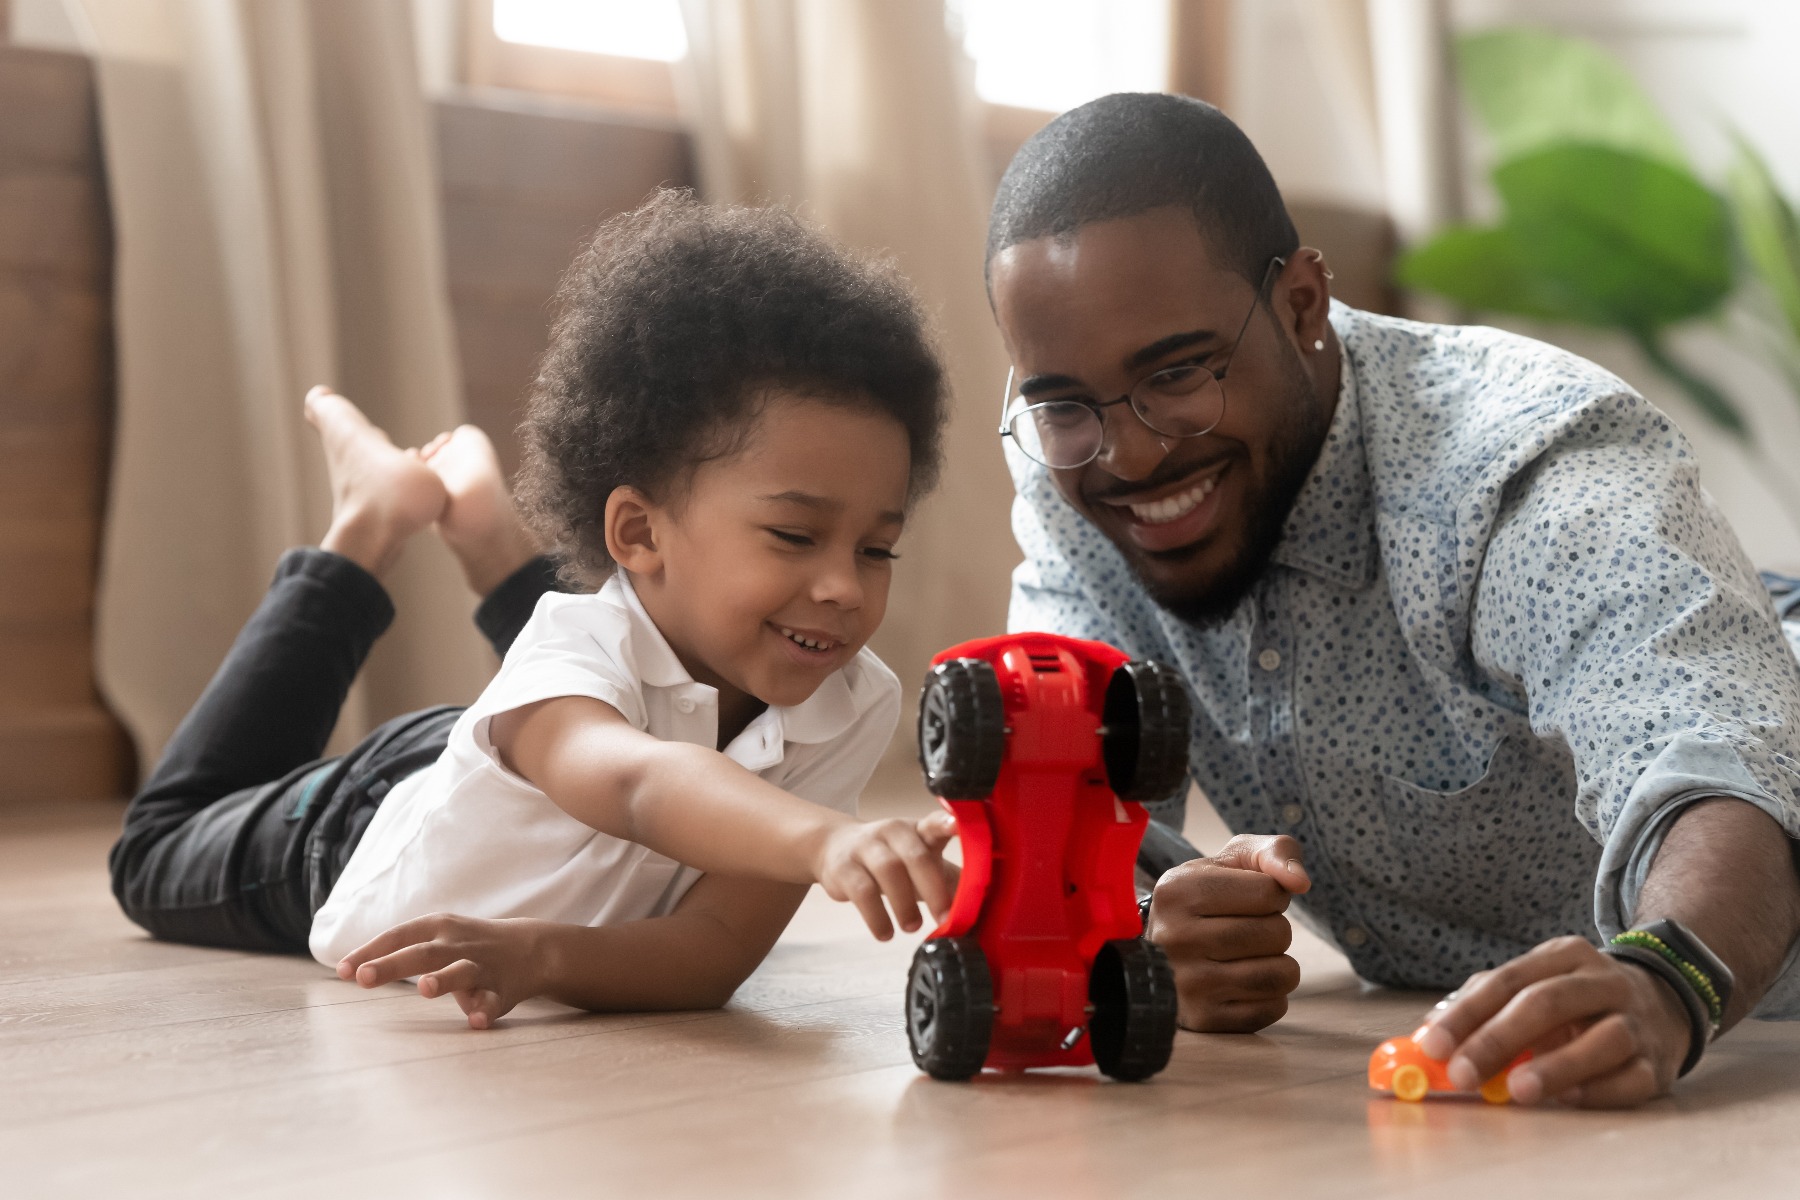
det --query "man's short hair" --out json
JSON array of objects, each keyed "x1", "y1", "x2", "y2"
[{"x1": 986, "y1": 92, "x2": 1298, "y2": 286}]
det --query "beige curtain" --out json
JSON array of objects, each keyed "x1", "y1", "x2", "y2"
[
  {"x1": 76, "y1": 0, "x2": 492, "y2": 765},
  {"x1": 675, "y1": 0, "x2": 1020, "y2": 760}
]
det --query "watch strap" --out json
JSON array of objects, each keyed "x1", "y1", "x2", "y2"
[{"x1": 1601, "y1": 942, "x2": 1709, "y2": 1077}]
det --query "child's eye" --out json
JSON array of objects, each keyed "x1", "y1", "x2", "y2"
[
  {"x1": 768, "y1": 529, "x2": 814, "y2": 547},
  {"x1": 861, "y1": 546, "x2": 900, "y2": 562}
]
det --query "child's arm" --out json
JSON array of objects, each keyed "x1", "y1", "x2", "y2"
[
  {"x1": 491, "y1": 695, "x2": 951, "y2": 937},
  {"x1": 337, "y1": 872, "x2": 809, "y2": 1026}
]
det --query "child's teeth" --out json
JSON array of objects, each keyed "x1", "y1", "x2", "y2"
[{"x1": 779, "y1": 626, "x2": 831, "y2": 651}]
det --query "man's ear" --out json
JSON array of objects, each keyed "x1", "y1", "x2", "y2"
[
  {"x1": 604, "y1": 486, "x2": 663, "y2": 577},
  {"x1": 1275, "y1": 247, "x2": 1334, "y2": 354}
]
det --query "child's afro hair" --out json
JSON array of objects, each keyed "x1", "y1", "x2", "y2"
[{"x1": 516, "y1": 189, "x2": 948, "y2": 587}]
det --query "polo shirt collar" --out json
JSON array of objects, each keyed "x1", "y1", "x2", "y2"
[
  {"x1": 1268, "y1": 315, "x2": 1378, "y2": 590},
  {"x1": 607, "y1": 572, "x2": 872, "y2": 760}
]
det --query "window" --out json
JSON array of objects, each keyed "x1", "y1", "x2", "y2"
[
  {"x1": 463, "y1": 0, "x2": 684, "y2": 116},
  {"x1": 492, "y1": 0, "x2": 687, "y2": 61},
  {"x1": 949, "y1": 0, "x2": 1171, "y2": 114}
]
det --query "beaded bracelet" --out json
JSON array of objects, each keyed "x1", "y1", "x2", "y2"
[{"x1": 1609, "y1": 930, "x2": 1724, "y2": 1029}]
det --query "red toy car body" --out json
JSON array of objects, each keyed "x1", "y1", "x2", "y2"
[{"x1": 905, "y1": 633, "x2": 1191, "y2": 1081}]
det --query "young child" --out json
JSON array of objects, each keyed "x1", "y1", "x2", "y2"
[{"x1": 110, "y1": 192, "x2": 956, "y2": 1028}]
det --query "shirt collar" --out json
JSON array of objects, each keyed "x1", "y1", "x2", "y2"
[
  {"x1": 1267, "y1": 308, "x2": 1378, "y2": 590},
  {"x1": 606, "y1": 571, "x2": 874, "y2": 754}
]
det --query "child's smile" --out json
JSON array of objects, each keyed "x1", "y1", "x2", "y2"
[{"x1": 608, "y1": 393, "x2": 912, "y2": 742}]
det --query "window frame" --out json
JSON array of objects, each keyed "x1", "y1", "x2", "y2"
[{"x1": 462, "y1": 0, "x2": 681, "y2": 117}]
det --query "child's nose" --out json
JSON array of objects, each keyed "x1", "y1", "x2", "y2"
[{"x1": 811, "y1": 555, "x2": 864, "y2": 609}]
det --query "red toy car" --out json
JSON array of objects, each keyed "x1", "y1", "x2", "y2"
[{"x1": 905, "y1": 633, "x2": 1191, "y2": 1081}]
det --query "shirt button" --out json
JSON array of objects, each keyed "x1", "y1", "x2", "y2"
[
  {"x1": 1257, "y1": 649, "x2": 1282, "y2": 672},
  {"x1": 1280, "y1": 803, "x2": 1304, "y2": 826},
  {"x1": 1342, "y1": 926, "x2": 1369, "y2": 948},
  {"x1": 676, "y1": 697, "x2": 697, "y2": 714}
]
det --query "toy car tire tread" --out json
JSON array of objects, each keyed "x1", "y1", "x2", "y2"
[
  {"x1": 906, "y1": 938, "x2": 994, "y2": 1081},
  {"x1": 1102, "y1": 661, "x2": 1192, "y2": 802},
  {"x1": 1087, "y1": 937, "x2": 1178, "y2": 1082},
  {"x1": 917, "y1": 659, "x2": 1006, "y2": 799}
]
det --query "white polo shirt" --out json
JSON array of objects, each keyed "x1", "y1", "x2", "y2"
[{"x1": 308, "y1": 572, "x2": 901, "y2": 967}]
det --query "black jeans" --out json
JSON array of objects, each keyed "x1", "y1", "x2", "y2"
[{"x1": 109, "y1": 548, "x2": 562, "y2": 953}]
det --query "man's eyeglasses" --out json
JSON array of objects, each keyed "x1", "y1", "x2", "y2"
[{"x1": 999, "y1": 256, "x2": 1284, "y2": 470}]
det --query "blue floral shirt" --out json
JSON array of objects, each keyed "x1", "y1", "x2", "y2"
[{"x1": 1008, "y1": 302, "x2": 1800, "y2": 1017}]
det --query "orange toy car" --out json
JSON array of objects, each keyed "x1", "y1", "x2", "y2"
[{"x1": 1368, "y1": 1028, "x2": 1531, "y2": 1103}]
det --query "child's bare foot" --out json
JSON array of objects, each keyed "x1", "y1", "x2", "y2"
[
  {"x1": 421, "y1": 425, "x2": 539, "y2": 597},
  {"x1": 306, "y1": 386, "x2": 447, "y2": 578}
]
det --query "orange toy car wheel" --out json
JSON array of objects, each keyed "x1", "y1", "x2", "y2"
[
  {"x1": 1391, "y1": 1063, "x2": 1431, "y2": 1102},
  {"x1": 1479, "y1": 1071, "x2": 1512, "y2": 1104}
]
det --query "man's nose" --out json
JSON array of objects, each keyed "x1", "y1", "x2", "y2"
[{"x1": 1094, "y1": 407, "x2": 1173, "y2": 481}]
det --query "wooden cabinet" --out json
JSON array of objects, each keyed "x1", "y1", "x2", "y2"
[{"x1": 0, "y1": 45, "x2": 134, "y2": 802}]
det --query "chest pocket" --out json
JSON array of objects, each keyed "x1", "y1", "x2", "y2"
[{"x1": 1380, "y1": 734, "x2": 1518, "y2": 854}]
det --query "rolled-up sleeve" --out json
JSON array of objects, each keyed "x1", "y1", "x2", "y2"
[{"x1": 1470, "y1": 394, "x2": 1800, "y2": 1017}]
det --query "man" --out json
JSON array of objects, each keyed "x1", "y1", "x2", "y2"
[{"x1": 988, "y1": 93, "x2": 1800, "y2": 1108}]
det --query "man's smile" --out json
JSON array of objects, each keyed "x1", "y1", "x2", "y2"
[{"x1": 1090, "y1": 457, "x2": 1234, "y2": 554}]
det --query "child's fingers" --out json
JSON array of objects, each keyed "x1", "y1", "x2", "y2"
[
  {"x1": 419, "y1": 958, "x2": 486, "y2": 999},
  {"x1": 455, "y1": 988, "x2": 507, "y2": 1030},
  {"x1": 842, "y1": 871, "x2": 896, "y2": 941},
  {"x1": 337, "y1": 913, "x2": 461, "y2": 977},
  {"x1": 354, "y1": 940, "x2": 462, "y2": 988},
  {"x1": 916, "y1": 810, "x2": 958, "y2": 852},
  {"x1": 859, "y1": 841, "x2": 925, "y2": 933},
  {"x1": 888, "y1": 826, "x2": 954, "y2": 920}
]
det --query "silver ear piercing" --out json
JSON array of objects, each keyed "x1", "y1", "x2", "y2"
[
  {"x1": 1310, "y1": 249, "x2": 1335, "y2": 280},
  {"x1": 1313, "y1": 339, "x2": 1325, "y2": 351}
]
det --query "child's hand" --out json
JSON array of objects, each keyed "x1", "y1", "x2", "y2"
[
  {"x1": 813, "y1": 817, "x2": 955, "y2": 940},
  {"x1": 337, "y1": 913, "x2": 550, "y2": 1029}
]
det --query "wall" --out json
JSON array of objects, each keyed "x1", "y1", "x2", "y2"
[{"x1": 435, "y1": 90, "x2": 694, "y2": 476}]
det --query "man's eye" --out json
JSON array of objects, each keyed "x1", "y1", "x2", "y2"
[{"x1": 1146, "y1": 361, "x2": 1214, "y2": 396}]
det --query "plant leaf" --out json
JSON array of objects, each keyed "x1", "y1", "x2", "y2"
[
  {"x1": 1724, "y1": 132, "x2": 1800, "y2": 345},
  {"x1": 1493, "y1": 144, "x2": 1732, "y2": 330},
  {"x1": 1457, "y1": 29, "x2": 1686, "y2": 167},
  {"x1": 1395, "y1": 225, "x2": 1585, "y2": 322}
]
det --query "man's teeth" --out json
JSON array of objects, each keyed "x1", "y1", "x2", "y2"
[
  {"x1": 1127, "y1": 475, "x2": 1218, "y2": 524},
  {"x1": 778, "y1": 626, "x2": 834, "y2": 651}
]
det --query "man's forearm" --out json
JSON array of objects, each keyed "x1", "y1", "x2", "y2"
[{"x1": 1634, "y1": 797, "x2": 1800, "y2": 1028}]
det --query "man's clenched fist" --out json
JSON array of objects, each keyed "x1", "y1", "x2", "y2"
[{"x1": 1143, "y1": 833, "x2": 1312, "y2": 1032}]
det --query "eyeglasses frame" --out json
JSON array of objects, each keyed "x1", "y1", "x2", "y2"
[{"x1": 998, "y1": 255, "x2": 1287, "y2": 470}]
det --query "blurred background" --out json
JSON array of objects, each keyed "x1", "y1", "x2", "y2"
[{"x1": 3, "y1": 0, "x2": 1798, "y2": 805}]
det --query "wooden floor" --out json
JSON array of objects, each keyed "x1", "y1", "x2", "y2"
[{"x1": 5, "y1": 791, "x2": 1798, "y2": 1199}]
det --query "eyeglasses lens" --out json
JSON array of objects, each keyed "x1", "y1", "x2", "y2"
[
  {"x1": 1133, "y1": 368, "x2": 1224, "y2": 438},
  {"x1": 1009, "y1": 401, "x2": 1101, "y2": 469}
]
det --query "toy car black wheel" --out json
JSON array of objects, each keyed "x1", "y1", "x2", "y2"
[
  {"x1": 917, "y1": 659, "x2": 1005, "y2": 799},
  {"x1": 1101, "y1": 660, "x2": 1192, "y2": 802},
  {"x1": 906, "y1": 937, "x2": 994, "y2": 1080},
  {"x1": 1088, "y1": 937, "x2": 1178, "y2": 1082}
]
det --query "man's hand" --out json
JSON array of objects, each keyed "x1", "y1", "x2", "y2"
[
  {"x1": 1144, "y1": 833, "x2": 1311, "y2": 1032},
  {"x1": 1417, "y1": 935, "x2": 1692, "y2": 1108},
  {"x1": 338, "y1": 913, "x2": 550, "y2": 1029},
  {"x1": 812, "y1": 817, "x2": 955, "y2": 940}
]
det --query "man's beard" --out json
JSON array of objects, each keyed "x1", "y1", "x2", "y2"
[{"x1": 1132, "y1": 344, "x2": 1330, "y2": 628}]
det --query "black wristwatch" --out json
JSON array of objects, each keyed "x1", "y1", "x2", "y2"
[
  {"x1": 1138, "y1": 893, "x2": 1154, "y2": 938},
  {"x1": 1601, "y1": 918, "x2": 1736, "y2": 1077}
]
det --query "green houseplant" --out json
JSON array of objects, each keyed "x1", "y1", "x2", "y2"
[{"x1": 1400, "y1": 28, "x2": 1800, "y2": 527}]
